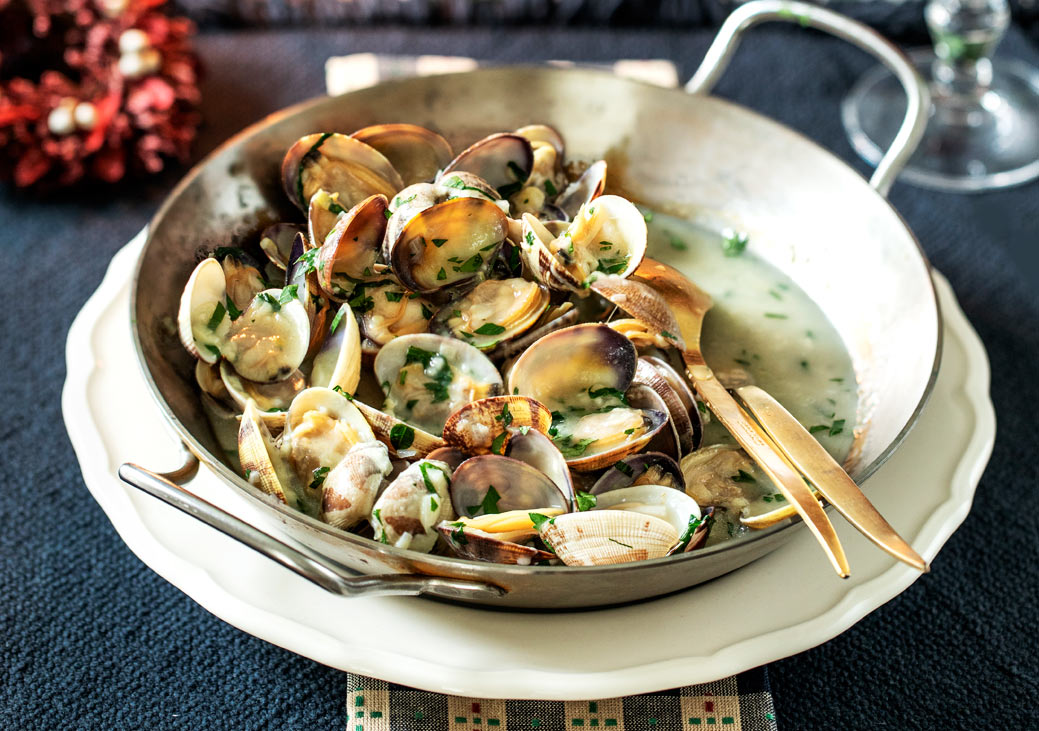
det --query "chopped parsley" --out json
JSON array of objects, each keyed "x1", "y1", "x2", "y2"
[
  {"x1": 660, "y1": 330, "x2": 677, "y2": 340},
  {"x1": 489, "y1": 430, "x2": 507, "y2": 455},
  {"x1": 213, "y1": 246, "x2": 245, "y2": 260},
  {"x1": 674, "y1": 514, "x2": 706, "y2": 552},
  {"x1": 608, "y1": 538, "x2": 633, "y2": 549},
  {"x1": 733, "y1": 469, "x2": 757, "y2": 484},
  {"x1": 436, "y1": 267, "x2": 447, "y2": 281},
  {"x1": 431, "y1": 238, "x2": 447, "y2": 248},
  {"x1": 309, "y1": 466, "x2": 330, "y2": 490},
  {"x1": 552, "y1": 435, "x2": 597, "y2": 458},
  {"x1": 331, "y1": 385, "x2": 353, "y2": 400},
  {"x1": 829, "y1": 419, "x2": 846, "y2": 436},
  {"x1": 764, "y1": 312, "x2": 788, "y2": 319},
  {"x1": 257, "y1": 292, "x2": 281, "y2": 311},
  {"x1": 453, "y1": 254, "x2": 484, "y2": 274},
  {"x1": 294, "y1": 247, "x2": 321, "y2": 275},
  {"x1": 467, "y1": 485, "x2": 502, "y2": 517},
  {"x1": 613, "y1": 461, "x2": 634, "y2": 477},
  {"x1": 418, "y1": 462, "x2": 441, "y2": 493},
  {"x1": 496, "y1": 402, "x2": 513, "y2": 427},
  {"x1": 389, "y1": 423, "x2": 415, "y2": 450},
  {"x1": 329, "y1": 306, "x2": 346, "y2": 334},
  {"x1": 385, "y1": 291, "x2": 403, "y2": 302},
  {"x1": 443, "y1": 176, "x2": 496, "y2": 199},
  {"x1": 643, "y1": 210, "x2": 654, "y2": 223},
  {"x1": 722, "y1": 230, "x2": 749, "y2": 257},
  {"x1": 474, "y1": 322, "x2": 506, "y2": 336},
  {"x1": 204, "y1": 344, "x2": 221, "y2": 359},
  {"x1": 206, "y1": 302, "x2": 226, "y2": 331},
  {"x1": 809, "y1": 424, "x2": 829, "y2": 434},
  {"x1": 372, "y1": 508, "x2": 389, "y2": 543},
  {"x1": 544, "y1": 179, "x2": 557, "y2": 196},
  {"x1": 528, "y1": 512, "x2": 553, "y2": 531},
  {"x1": 668, "y1": 234, "x2": 688, "y2": 251},
  {"x1": 420, "y1": 303, "x2": 434, "y2": 320},
  {"x1": 596, "y1": 255, "x2": 629, "y2": 275},
  {"x1": 575, "y1": 491, "x2": 597, "y2": 511},
  {"x1": 225, "y1": 296, "x2": 242, "y2": 321},
  {"x1": 587, "y1": 386, "x2": 629, "y2": 405},
  {"x1": 524, "y1": 231, "x2": 535, "y2": 247},
  {"x1": 449, "y1": 521, "x2": 468, "y2": 544}
]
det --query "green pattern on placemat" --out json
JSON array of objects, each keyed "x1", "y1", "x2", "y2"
[{"x1": 344, "y1": 672, "x2": 778, "y2": 730}]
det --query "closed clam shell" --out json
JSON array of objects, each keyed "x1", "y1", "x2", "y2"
[
  {"x1": 369, "y1": 458, "x2": 454, "y2": 552},
  {"x1": 281, "y1": 132, "x2": 403, "y2": 210},
  {"x1": 351, "y1": 123, "x2": 454, "y2": 186},
  {"x1": 321, "y1": 440, "x2": 393, "y2": 529},
  {"x1": 538, "y1": 510, "x2": 678, "y2": 566},
  {"x1": 442, "y1": 395, "x2": 553, "y2": 455}
]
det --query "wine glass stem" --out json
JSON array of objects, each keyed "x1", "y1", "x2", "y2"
[{"x1": 924, "y1": 0, "x2": 1009, "y2": 97}]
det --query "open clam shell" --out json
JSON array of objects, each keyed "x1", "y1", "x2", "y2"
[
  {"x1": 591, "y1": 275, "x2": 686, "y2": 351},
  {"x1": 555, "y1": 159, "x2": 607, "y2": 220},
  {"x1": 223, "y1": 287, "x2": 310, "y2": 383},
  {"x1": 285, "y1": 232, "x2": 332, "y2": 360},
  {"x1": 504, "y1": 427, "x2": 575, "y2": 505},
  {"x1": 321, "y1": 440, "x2": 393, "y2": 530},
  {"x1": 220, "y1": 360, "x2": 305, "y2": 418},
  {"x1": 281, "y1": 132, "x2": 403, "y2": 211},
  {"x1": 178, "y1": 258, "x2": 229, "y2": 364},
  {"x1": 388, "y1": 197, "x2": 509, "y2": 293},
  {"x1": 450, "y1": 455, "x2": 570, "y2": 517},
  {"x1": 537, "y1": 510, "x2": 678, "y2": 566},
  {"x1": 514, "y1": 124, "x2": 564, "y2": 157},
  {"x1": 259, "y1": 223, "x2": 303, "y2": 271},
  {"x1": 594, "y1": 484, "x2": 702, "y2": 554},
  {"x1": 633, "y1": 358, "x2": 701, "y2": 455},
  {"x1": 351, "y1": 123, "x2": 454, "y2": 186},
  {"x1": 284, "y1": 387, "x2": 377, "y2": 501},
  {"x1": 314, "y1": 194, "x2": 389, "y2": 300},
  {"x1": 441, "y1": 132, "x2": 533, "y2": 196},
  {"x1": 238, "y1": 400, "x2": 301, "y2": 508},
  {"x1": 374, "y1": 333, "x2": 503, "y2": 437},
  {"x1": 521, "y1": 195, "x2": 647, "y2": 293},
  {"x1": 436, "y1": 508, "x2": 563, "y2": 565},
  {"x1": 442, "y1": 395, "x2": 553, "y2": 455},
  {"x1": 590, "y1": 452, "x2": 685, "y2": 495},
  {"x1": 310, "y1": 303, "x2": 362, "y2": 395},
  {"x1": 430, "y1": 278, "x2": 551, "y2": 351},
  {"x1": 369, "y1": 458, "x2": 454, "y2": 552},
  {"x1": 356, "y1": 281, "x2": 435, "y2": 346}
]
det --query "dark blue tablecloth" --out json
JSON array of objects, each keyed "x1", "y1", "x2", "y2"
[{"x1": 2, "y1": 22, "x2": 1037, "y2": 729}]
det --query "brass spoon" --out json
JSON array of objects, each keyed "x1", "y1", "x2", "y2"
[{"x1": 630, "y1": 258, "x2": 851, "y2": 577}]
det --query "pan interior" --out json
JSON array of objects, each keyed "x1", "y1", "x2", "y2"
[{"x1": 132, "y1": 67, "x2": 940, "y2": 593}]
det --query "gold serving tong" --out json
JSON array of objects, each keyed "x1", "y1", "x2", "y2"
[{"x1": 632, "y1": 258, "x2": 928, "y2": 576}]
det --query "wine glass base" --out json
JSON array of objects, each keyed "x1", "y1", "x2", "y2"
[{"x1": 843, "y1": 51, "x2": 1039, "y2": 192}]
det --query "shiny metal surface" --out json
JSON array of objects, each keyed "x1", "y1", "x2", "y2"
[{"x1": 126, "y1": 3, "x2": 941, "y2": 609}]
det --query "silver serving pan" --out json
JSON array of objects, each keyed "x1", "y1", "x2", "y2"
[{"x1": 120, "y1": 0, "x2": 941, "y2": 609}]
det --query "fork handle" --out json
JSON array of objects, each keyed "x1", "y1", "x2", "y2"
[{"x1": 735, "y1": 386, "x2": 929, "y2": 572}]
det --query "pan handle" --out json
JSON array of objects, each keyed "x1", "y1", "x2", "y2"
[
  {"x1": 685, "y1": 0, "x2": 928, "y2": 198},
  {"x1": 117, "y1": 457, "x2": 505, "y2": 602}
]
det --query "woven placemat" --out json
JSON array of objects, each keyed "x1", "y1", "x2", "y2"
[{"x1": 323, "y1": 53, "x2": 778, "y2": 731}]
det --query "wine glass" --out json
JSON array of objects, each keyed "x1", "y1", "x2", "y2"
[{"x1": 842, "y1": 0, "x2": 1039, "y2": 192}]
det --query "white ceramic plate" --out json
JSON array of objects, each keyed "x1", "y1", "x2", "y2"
[{"x1": 63, "y1": 230, "x2": 995, "y2": 700}]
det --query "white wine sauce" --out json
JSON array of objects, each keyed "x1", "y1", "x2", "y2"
[{"x1": 645, "y1": 213, "x2": 858, "y2": 536}]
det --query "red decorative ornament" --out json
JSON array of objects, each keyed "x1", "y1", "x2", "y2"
[{"x1": 0, "y1": 0, "x2": 200, "y2": 188}]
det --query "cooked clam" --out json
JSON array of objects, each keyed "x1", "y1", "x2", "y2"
[
  {"x1": 536, "y1": 510, "x2": 678, "y2": 566},
  {"x1": 507, "y1": 323, "x2": 667, "y2": 470},
  {"x1": 555, "y1": 159, "x2": 606, "y2": 220},
  {"x1": 369, "y1": 458, "x2": 454, "y2": 552},
  {"x1": 436, "y1": 508, "x2": 563, "y2": 565},
  {"x1": 590, "y1": 452, "x2": 685, "y2": 495},
  {"x1": 388, "y1": 197, "x2": 509, "y2": 293},
  {"x1": 431, "y1": 278, "x2": 550, "y2": 350},
  {"x1": 521, "y1": 195, "x2": 647, "y2": 292},
  {"x1": 220, "y1": 360, "x2": 306, "y2": 416},
  {"x1": 441, "y1": 395, "x2": 553, "y2": 455},
  {"x1": 441, "y1": 132, "x2": 533, "y2": 196},
  {"x1": 594, "y1": 484, "x2": 704, "y2": 554},
  {"x1": 310, "y1": 303, "x2": 362, "y2": 394},
  {"x1": 321, "y1": 440, "x2": 393, "y2": 529},
  {"x1": 374, "y1": 333, "x2": 503, "y2": 436},
  {"x1": 314, "y1": 194, "x2": 389, "y2": 299},
  {"x1": 351, "y1": 123, "x2": 453, "y2": 187},
  {"x1": 283, "y1": 387, "x2": 376, "y2": 514},
  {"x1": 178, "y1": 257, "x2": 230, "y2": 364},
  {"x1": 681, "y1": 444, "x2": 756, "y2": 514},
  {"x1": 281, "y1": 132, "x2": 403, "y2": 210},
  {"x1": 450, "y1": 454, "x2": 570, "y2": 517},
  {"x1": 222, "y1": 287, "x2": 310, "y2": 383},
  {"x1": 220, "y1": 251, "x2": 267, "y2": 313},
  {"x1": 356, "y1": 281, "x2": 435, "y2": 346}
]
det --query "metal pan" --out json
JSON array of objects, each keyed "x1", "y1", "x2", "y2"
[{"x1": 121, "y1": 0, "x2": 941, "y2": 609}]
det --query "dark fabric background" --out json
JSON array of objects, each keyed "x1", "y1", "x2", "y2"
[{"x1": 1, "y1": 21, "x2": 1037, "y2": 730}]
